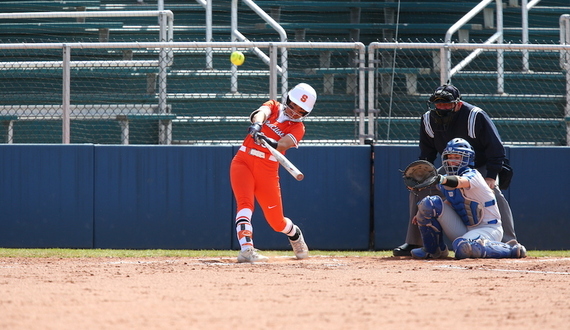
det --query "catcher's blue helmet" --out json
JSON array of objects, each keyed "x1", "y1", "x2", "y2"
[{"x1": 442, "y1": 138, "x2": 475, "y2": 175}]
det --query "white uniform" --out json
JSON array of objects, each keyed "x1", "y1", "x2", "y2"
[{"x1": 436, "y1": 168, "x2": 503, "y2": 243}]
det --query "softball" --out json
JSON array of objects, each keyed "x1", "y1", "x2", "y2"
[{"x1": 230, "y1": 51, "x2": 245, "y2": 66}]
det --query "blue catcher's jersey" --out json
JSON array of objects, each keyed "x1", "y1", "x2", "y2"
[{"x1": 438, "y1": 168, "x2": 501, "y2": 227}]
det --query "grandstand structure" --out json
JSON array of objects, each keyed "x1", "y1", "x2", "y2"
[{"x1": 0, "y1": 0, "x2": 568, "y2": 145}]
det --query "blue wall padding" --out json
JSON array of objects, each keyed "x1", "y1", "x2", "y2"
[
  {"x1": 373, "y1": 145, "x2": 421, "y2": 250},
  {"x1": 508, "y1": 147, "x2": 568, "y2": 250},
  {"x1": 0, "y1": 145, "x2": 94, "y2": 248},
  {"x1": 237, "y1": 145, "x2": 372, "y2": 250},
  {"x1": 0, "y1": 144, "x2": 568, "y2": 250},
  {"x1": 93, "y1": 145, "x2": 234, "y2": 249}
]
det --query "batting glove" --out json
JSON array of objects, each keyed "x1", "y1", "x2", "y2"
[
  {"x1": 255, "y1": 133, "x2": 278, "y2": 149},
  {"x1": 248, "y1": 122, "x2": 263, "y2": 137}
]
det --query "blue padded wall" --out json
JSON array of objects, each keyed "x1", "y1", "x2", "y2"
[
  {"x1": 238, "y1": 145, "x2": 371, "y2": 250},
  {"x1": 0, "y1": 144, "x2": 568, "y2": 250},
  {"x1": 0, "y1": 144, "x2": 94, "y2": 248},
  {"x1": 373, "y1": 145, "x2": 420, "y2": 250},
  {"x1": 508, "y1": 146, "x2": 569, "y2": 250},
  {"x1": 93, "y1": 145, "x2": 234, "y2": 249}
]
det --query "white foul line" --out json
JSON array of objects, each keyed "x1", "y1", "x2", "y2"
[{"x1": 434, "y1": 264, "x2": 570, "y2": 275}]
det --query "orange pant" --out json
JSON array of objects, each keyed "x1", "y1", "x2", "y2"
[{"x1": 230, "y1": 148, "x2": 287, "y2": 232}]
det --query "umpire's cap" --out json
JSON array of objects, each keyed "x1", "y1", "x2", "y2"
[{"x1": 429, "y1": 85, "x2": 461, "y2": 103}]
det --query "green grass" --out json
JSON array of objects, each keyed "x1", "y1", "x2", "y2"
[{"x1": 0, "y1": 249, "x2": 567, "y2": 258}]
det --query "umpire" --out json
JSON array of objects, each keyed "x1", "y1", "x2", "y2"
[{"x1": 393, "y1": 84, "x2": 517, "y2": 256}]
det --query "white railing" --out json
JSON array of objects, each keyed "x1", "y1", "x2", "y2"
[
  {"x1": 443, "y1": 0, "x2": 503, "y2": 89},
  {"x1": 561, "y1": 15, "x2": 570, "y2": 145},
  {"x1": 522, "y1": 0, "x2": 542, "y2": 72},
  {"x1": 369, "y1": 42, "x2": 570, "y2": 145},
  {"x1": 231, "y1": 0, "x2": 288, "y2": 100},
  {"x1": 0, "y1": 10, "x2": 174, "y2": 44},
  {"x1": 193, "y1": 0, "x2": 289, "y2": 100},
  {"x1": 0, "y1": 41, "x2": 366, "y2": 144},
  {"x1": 194, "y1": 0, "x2": 214, "y2": 69},
  {"x1": 0, "y1": 10, "x2": 175, "y2": 143}
]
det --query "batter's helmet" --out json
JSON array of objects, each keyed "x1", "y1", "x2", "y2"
[{"x1": 287, "y1": 83, "x2": 317, "y2": 113}]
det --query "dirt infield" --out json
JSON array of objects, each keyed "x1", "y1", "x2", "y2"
[{"x1": 0, "y1": 255, "x2": 569, "y2": 330}]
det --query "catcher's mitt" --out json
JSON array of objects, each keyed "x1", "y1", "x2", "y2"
[{"x1": 402, "y1": 160, "x2": 440, "y2": 191}]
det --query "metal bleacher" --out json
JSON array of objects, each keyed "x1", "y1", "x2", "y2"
[
  {"x1": 0, "y1": 0, "x2": 568, "y2": 145},
  {"x1": 373, "y1": 0, "x2": 570, "y2": 146}
]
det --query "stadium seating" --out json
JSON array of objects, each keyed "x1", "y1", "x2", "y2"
[{"x1": 0, "y1": 0, "x2": 567, "y2": 144}]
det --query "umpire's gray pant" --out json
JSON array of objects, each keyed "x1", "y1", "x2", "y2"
[{"x1": 405, "y1": 167, "x2": 517, "y2": 245}]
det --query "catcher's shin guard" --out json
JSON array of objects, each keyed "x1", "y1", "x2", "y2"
[
  {"x1": 453, "y1": 237, "x2": 486, "y2": 259},
  {"x1": 417, "y1": 195, "x2": 444, "y2": 219},
  {"x1": 453, "y1": 237, "x2": 526, "y2": 259},
  {"x1": 415, "y1": 196, "x2": 446, "y2": 255}
]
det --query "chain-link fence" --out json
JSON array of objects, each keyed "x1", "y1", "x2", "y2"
[
  {"x1": 369, "y1": 42, "x2": 570, "y2": 146},
  {"x1": 0, "y1": 41, "x2": 365, "y2": 145},
  {"x1": 1, "y1": 40, "x2": 570, "y2": 145},
  {"x1": 1, "y1": 2, "x2": 569, "y2": 146}
]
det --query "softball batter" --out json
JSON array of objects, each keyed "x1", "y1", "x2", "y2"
[{"x1": 230, "y1": 83, "x2": 317, "y2": 263}]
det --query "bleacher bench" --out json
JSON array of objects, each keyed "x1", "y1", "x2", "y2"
[
  {"x1": 0, "y1": 1, "x2": 100, "y2": 12},
  {"x1": 0, "y1": 22, "x2": 124, "y2": 42},
  {"x1": 255, "y1": 22, "x2": 482, "y2": 33},
  {"x1": 254, "y1": 1, "x2": 383, "y2": 10},
  {"x1": 0, "y1": 104, "x2": 174, "y2": 145},
  {"x1": 0, "y1": 115, "x2": 18, "y2": 144}
]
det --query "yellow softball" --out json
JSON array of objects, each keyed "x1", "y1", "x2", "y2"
[{"x1": 230, "y1": 51, "x2": 245, "y2": 66}]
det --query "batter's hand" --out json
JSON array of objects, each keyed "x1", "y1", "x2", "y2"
[
  {"x1": 248, "y1": 122, "x2": 263, "y2": 137},
  {"x1": 255, "y1": 133, "x2": 278, "y2": 149}
]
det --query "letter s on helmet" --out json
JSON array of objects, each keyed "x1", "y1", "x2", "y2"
[{"x1": 287, "y1": 83, "x2": 317, "y2": 113}]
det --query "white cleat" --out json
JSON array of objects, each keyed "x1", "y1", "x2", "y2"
[
  {"x1": 237, "y1": 247, "x2": 269, "y2": 263},
  {"x1": 288, "y1": 225, "x2": 309, "y2": 259}
]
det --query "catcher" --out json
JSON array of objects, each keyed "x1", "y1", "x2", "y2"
[
  {"x1": 394, "y1": 84, "x2": 517, "y2": 257},
  {"x1": 402, "y1": 138, "x2": 526, "y2": 259}
]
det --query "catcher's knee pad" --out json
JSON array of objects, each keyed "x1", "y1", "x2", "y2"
[
  {"x1": 452, "y1": 237, "x2": 486, "y2": 259},
  {"x1": 416, "y1": 195, "x2": 443, "y2": 225}
]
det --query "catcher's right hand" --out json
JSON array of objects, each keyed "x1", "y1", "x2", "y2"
[{"x1": 402, "y1": 160, "x2": 441, "y2": 191}]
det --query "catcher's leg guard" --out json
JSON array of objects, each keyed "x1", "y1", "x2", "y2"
[
  {"x1": 452, "y1": 237, "x2": 486, "y2": 259},
  {"x1": 505, "y1": 239, "x2": 527, "y2": 258},
  {"x1": 453, "y1": 237, "x2": 526, "y2": 259},
  {"x1": 413, "y1": 196, "x2": 447, "y2": 257},
  {"x1": 417, "y1": 195, "x2": 444, "y2": 220}
]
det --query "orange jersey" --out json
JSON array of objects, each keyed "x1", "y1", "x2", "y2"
[{"x1": 241, "y1": 100, "x2": 305, "y2": 155}]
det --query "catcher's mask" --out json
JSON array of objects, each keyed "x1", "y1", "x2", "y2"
[
  {"x1": 442, "y1": 138, "x2": 475, "y2": 175},
  {"x1": 427, "y1": 85, "x2": 461, "y2": 125}
]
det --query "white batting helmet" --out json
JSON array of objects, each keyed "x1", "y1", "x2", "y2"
[{"x1": 287, "y1": 83, "x2": 317, "y2": 113}]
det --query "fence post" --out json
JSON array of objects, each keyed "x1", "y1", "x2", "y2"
[
  {"x1": 158, "y1": 11, "x2": 170, "y2": 144},
  {"x1": 522, "y1": 0, "x2": 529, "y2": 72},
  {"x1": 496, "y1": 0, "x2": 504, "y2": 94},
  {"x1": 269, "y1": 44, "x2": 278, "y2": 100},
  {"x1": 62, "y1": 45, "x2": 71, "y2": 144},
  {"x1": 561, "y1": 15, "x2": 570, "y2": 146},
  {"x1": 441, "y1": 46, "x2": 449, "y2": 85}
]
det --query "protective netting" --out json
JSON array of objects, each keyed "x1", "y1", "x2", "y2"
[
  {"x1": 373, "y1": 45, "x2": 568, "y2": 146},
  {"x1": 0, "y1": 0, "x2": 568, "y2": 145}
]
